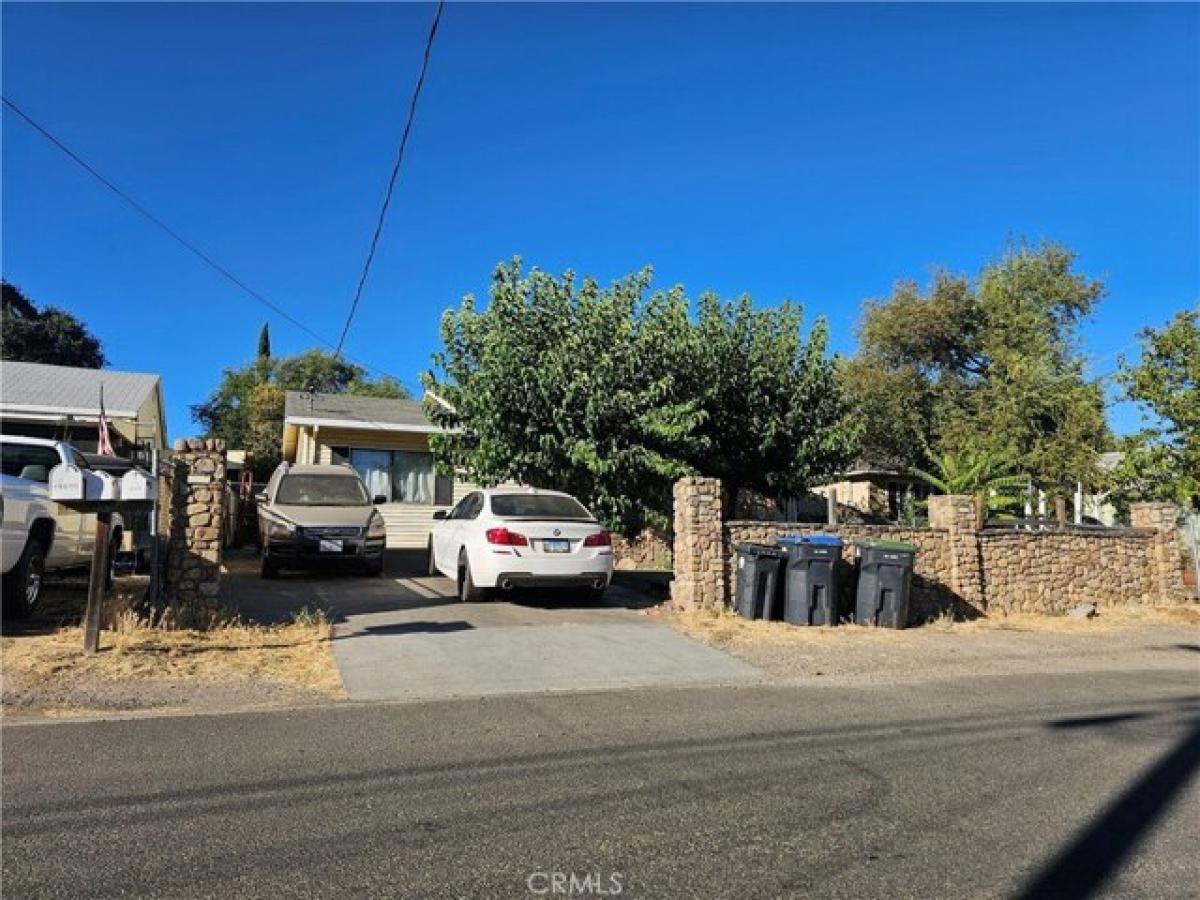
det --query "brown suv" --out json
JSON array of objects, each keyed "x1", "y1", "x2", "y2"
[{"x1": 256, "y1": 463, "x2": 387, "y2": 578}]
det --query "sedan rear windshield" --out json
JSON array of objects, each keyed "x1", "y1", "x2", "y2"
[
  {"x1": 276, "y1": 475, "x2": 369, "y2": 507},
  {"x1": 490, "y1": 494, "x2": 592, "y2": 520}
]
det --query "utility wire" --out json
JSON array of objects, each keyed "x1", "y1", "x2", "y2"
[
  {"x1": 2, "y1": 94, "x2": 403, "y2": 384},
  {"x1": 334, "y1": 0, "x2": 445, "y2": 356}
]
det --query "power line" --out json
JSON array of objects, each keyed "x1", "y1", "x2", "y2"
[
  {"x1": 2, "y1": 94, "x2": 403, "y2": 384},
  {"x1": 334, "y1": 0, "x2": 445, "y2": 356}
]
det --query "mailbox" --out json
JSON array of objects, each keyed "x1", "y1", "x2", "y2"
[
  {"x1": 49, "y1": 464, "x2": 122, "y2": 502},
  {"x1": 120, "y1": 468, "x2": 157, "y2": 501},
  {"x1": 49, "y1": 464, "x2": 88, "y2": 501},
  {"x1": 90, "y1": 471, "x2": 122, "y2": 501}
]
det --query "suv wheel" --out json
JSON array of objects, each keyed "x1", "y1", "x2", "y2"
[
  {"x1": 458, "y1": 551, "x2": 486, "y2": 603},
  {"x1": 3, "y1": 538, "x2": 45, "y2": 619}
]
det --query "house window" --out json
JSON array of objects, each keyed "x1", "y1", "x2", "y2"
[{"x1": 347, "y1": 448, "x2": 446, "y2": 505}]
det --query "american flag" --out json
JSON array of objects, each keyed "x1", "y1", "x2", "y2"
[{"x1": 97, "y1": 385, "x2": 115, "y2": 456}]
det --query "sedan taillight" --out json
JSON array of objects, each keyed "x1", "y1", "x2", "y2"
[
  {"x1": 486, "y1": 527, "x2": 529, "y2": 547},
  {"x1": 583, "y1": 530, "x2": 612, "y2": 547}
]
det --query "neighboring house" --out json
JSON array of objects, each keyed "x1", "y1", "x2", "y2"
[
  {"x1": 815, "y1": 454, "x2": 1122, "y2": 526},
  {"x1": 280, "y1": 391, "x2": 475, "y2": 547},
  {"x1": 812, "y1": 464, "x2": 929, "y2": 522},
  {"x1": 0, "y1": 360, "x2": 167, "y2": 462}
]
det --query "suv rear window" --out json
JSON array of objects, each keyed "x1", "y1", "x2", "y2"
[
  {"x1": 276, "y1": 474, "x2": 369, "y2": 507},
  {"x1": 490, "y1": 494, "x2": 592, "y2": 520}
]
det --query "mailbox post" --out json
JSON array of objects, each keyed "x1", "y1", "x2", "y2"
[
  {"x1": 49, "y1": 463, "x2": 157, "y2": 654},
  {"x1": 83, "y1": 511, "x2": 113, "y2": 654}
]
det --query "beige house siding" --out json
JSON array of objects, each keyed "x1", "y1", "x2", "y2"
[{"x1": 291, "y1": 424, "x2": 476, "y2": 548}]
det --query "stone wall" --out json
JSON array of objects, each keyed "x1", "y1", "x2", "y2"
[
  {"x1": 1131, "y1": 502, "x2": 1189, "y2": 601},
  {"x1": 978, "y1": 530, "x2": 1155, "y2": 613},
  {"x1": 612, "y1": 529, "x2": 672, "y2": 571},
  {"x1": 671, "y1": 477, "x2": 723, "y2": 610},
  {"x1": 165, "y1": 438, "x2": 227, "y2": 625},
  {"x1": 724, "y1": 521, "x2": 958, "y2": 620},
  {"x1": 928, "y1": 495, "x2": 985, "y2": 609},
  {"x1": 675, "y1": 478, "x2": 1191, "y2": 622}
]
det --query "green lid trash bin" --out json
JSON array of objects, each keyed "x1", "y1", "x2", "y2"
[
  {"x1": 854, "y1": 539, "x2": 918, "y2": 629},
  {"x1": 733, "y1": 543, "x2": 786, "y2": 620}
]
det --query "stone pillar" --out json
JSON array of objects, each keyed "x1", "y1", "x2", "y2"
[
  {"x1": 1130, "y1": 502, "x2": 1186, "y2": 601},
  {"x1": 928, "y1": 494, "x2": 984, "y2": 611},
  {"x1": 165, "y1": 438, "x2": 227, "y2": 625},
  {"x1": 672, "y1": 477, "x2": 724, "y2": 611}
]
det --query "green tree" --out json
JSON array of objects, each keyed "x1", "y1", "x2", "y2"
[
  {"x1": 685, "y1": 293, "x2": 858, "y2": 510},
  {"x1": 193, "y1": 347, "x2": 408, "y2": 478},
  {"x1": 423, "y1": 260, "x2": 857, "y2": 532},
  {"x1": 257, "y1": 323, "x2": 271, "y2": 362},
  {"x1": 1114, "y1": 307, "x2": 1199, "y2": 508},
  {"x1": 842, "y1": 240, "x2": 1110, "y2": 496},
  {"x1": 1, "y1": 281, "x2": 106, "y2": 368}
]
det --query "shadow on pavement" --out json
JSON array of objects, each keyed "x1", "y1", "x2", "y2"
[
  {"x1": 1048, "y1": 712, "x2": 1151, "y2": 731},
  {"x1": 223, "y1": 547, "x2": 671, "y2": 625},
  {"x1": 1016, "y1": 714, "x2": 1200, "y2": 899},
  {"x1": 348, "y1": 620, "x2": 474, "y2": 638}
]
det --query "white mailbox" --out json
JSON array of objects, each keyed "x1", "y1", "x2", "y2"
[
  {"x1": 49, "y1": 464, "x2": 87, "y2": 501},
  {"x1": 89, "y1": 471, "x2": 122, "y2": 501},
  {"x1": 48, "y1": 465, "x2": 122, "y2": 502},
  {"x1": 120, "y1": 468, "x2": 158, "y2": 501}
]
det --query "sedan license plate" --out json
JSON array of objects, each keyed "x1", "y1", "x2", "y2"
[
  {"x1": 318, "y1": 539, "x2": 344, "y2": 553},
  {"x1": 543, "y1": 539, "x2": 570, "y2": 554}
]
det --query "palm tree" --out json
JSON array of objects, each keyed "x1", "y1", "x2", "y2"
[{"x1": 911, "y1": 446, "x2": 1029, "y2": 524}]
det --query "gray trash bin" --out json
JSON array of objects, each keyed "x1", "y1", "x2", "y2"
[
  {"x1": 776, "y1": 534, "x2": 843, "y2": 626},
  {"x1": 733, "y1": 543, "x2": 786, "y2": 620},
  {"x1": 854, "y1": 539, "x2": 917, "y2": 629}
]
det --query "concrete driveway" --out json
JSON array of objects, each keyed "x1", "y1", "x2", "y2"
[{"x1": 226, "y1": 550, "x2": 760, "y2": 701}]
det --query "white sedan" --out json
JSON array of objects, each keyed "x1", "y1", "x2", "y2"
[{"x1": 428, "y1": 488, "x2": 614, "y2": 602}]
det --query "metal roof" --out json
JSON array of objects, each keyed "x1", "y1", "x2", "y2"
[
  {"x1": 283, "y1": 391, "x2": 431, "y2": 430},
  {"x1": 0, "y1": 360, "x2": 161, "y2": 418}
]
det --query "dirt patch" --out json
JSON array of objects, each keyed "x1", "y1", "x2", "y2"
[
  {"x1": 2, "y1": 615, "x2": 345, "y2": 721},
  {"x1": 658, "y1": 603, "x2": 1200, "y2": 686}
]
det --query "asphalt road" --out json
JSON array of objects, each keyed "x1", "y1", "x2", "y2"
[{"x1": 4, "y1": 669, "x2": 1199, "y2": 899}]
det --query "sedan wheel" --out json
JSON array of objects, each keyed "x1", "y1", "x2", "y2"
[{"x1": 457, "y1": 553, "x2": 487, "y2": 603}]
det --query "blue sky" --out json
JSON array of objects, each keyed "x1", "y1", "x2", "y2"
[{"x1": 3, "y1": 2, "x2": 1196, "y2": 440}]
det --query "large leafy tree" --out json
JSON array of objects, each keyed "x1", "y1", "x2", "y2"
[
  {"x1": 1114, "y1": 307, "x2": 1199, "y2": 508},
  {"x1": 841, "y1": 241, "x2": 1110, "y2": 498},
  {"x1": 1, "y1": 281, "x2": 106, "y2": 368},
  {"x1": 193, "y1": 343, "x2": 407, "y2": 478},
  {"x1": 423, "y1": 260, "x2": 857, "y2": 532},
  {"x1": 685, "y1": 294, "x2": 858, "y2": 510}
]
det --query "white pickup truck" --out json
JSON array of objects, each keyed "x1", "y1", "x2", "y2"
[{"x1": 0, "y1": 435, "x2": 123, "y2": 618}]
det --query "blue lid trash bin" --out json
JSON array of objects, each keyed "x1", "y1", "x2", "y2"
[
  {"x1": 776, "y1": 534, "x2": 844, "y2": 626},
  {"x1": 733, "y1": 543, "x2": 786, "y2": 620},
  {"x1": 854, "y1": 539, "x2": 918, "y2": 629}
]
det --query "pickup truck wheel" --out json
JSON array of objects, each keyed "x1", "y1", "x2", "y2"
[
  {"x1": 457, "y1": 552, "x2": 487, "y2": 603},
  {"x1": 3, "y1": 538, "x2": 45, "y2": 619}
]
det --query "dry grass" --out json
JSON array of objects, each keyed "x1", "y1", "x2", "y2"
[
  {"x1": 663, "y1": 601, "x2": 1200, "y2": 648},
  {"x1": 1, "y1": 609, "x2": 344, "y2": 699}
]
